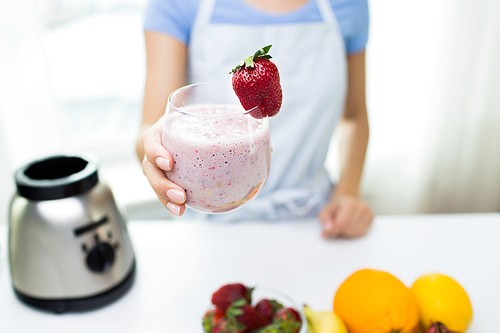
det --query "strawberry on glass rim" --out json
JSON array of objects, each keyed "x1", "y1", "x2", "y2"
[{"x1": 230, "y1": 45, "x2": 283, "y2": 119}]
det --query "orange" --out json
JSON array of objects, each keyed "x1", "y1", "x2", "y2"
[
  {"x1": 333, "y1": 268, "x2": 419, "y2": 333},
  {"x1": 410, "y1": 273, "x2": 473, "y2": 332}
]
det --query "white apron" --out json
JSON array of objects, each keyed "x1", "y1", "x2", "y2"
[{"x1": 187, "y1": 0, "x2": 347, "y2": 221}]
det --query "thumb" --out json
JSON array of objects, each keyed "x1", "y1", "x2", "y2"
[
  {"x1": 320, "y1": 201, "x2": 340, "y2": 236},
  {"x1": 142, "y1": 118, "x2": 173, "y2": 171},
  {"x1": 319, "y1": 199, "x2": 340, "y2": 221}
]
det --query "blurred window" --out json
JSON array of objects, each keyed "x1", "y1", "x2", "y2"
[
  {"x1": 0, "y1": 0, "x2": 166, "y2": 219},
  {"x1": 40, "y1": 0, "x2": 147, "y2": 163}
]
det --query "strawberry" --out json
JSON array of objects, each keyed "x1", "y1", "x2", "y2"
[
  {"x1": 256, "y1": 324, "x2": 283, "y2": 333},
  {"x1": 230, "y1": 45, "x2": 282, "y2": 119},
  {"x1": 426, "y1": 322, "x2": 459, "y2": 333},
  {"x1": 211, "y1": 283, "x2": 254, "y2": 312},
  {"x1": 211, "y1": 317, "x2": 245, "y2": 333},
  {"x1": 272, "y1": 307, "x2": 303, "y2": 333},
  {"x1": 255, "y1": 299, "x2": 284, "y2": 322},
  {"x1": 203, "y1": 308, "x2": 225, "y2": 333},
  {"x1": 226, "y1": 298, "x2": 270, "y2": 331}
]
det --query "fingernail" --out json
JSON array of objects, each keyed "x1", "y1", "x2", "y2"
[
  {"x1": 325, "y1": 220, "x2": 335, "y2": 232},
  {"x1": 167, "y1": 189, "x2": 185, "y2": 203},
  {"x1": 166, "y1": 202, "x2": 180, "y2": 216},
  {"x1": 156, "y1": 157, "x2": 170, "y2": 170}
]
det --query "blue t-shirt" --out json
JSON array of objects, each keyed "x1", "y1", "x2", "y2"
[{"x1": 144, "y1": 0, "x2": 369, "y2": 54}]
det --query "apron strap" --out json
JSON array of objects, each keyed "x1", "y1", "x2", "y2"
[
  {"x1": 271, "y1": 189, "x2": 324, "y2": 216},
  {"x1": 246, "y1": 171, "x2": 333, "y2": 219},
  {"x1": 193, "y1": 0, "x2": 217, "y2": 27},
  {"x1": 316, "y1": 0, "x2": 336, "y2": 24}
]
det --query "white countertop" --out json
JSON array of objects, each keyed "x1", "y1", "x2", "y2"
[{"x1": 1, "y1": 213, "x2": 499, "y2": 332}]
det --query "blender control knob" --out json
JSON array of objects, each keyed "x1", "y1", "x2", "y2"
[{"x1": 86, "y1": 243, "x2": 115, "y2": 273}]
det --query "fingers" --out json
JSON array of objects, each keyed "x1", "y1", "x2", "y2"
[
  {"x1": 319, "y1": 203, "x2": 342, "y2": 238},
  {"x1": 320, "y1": 199, "x2": 356, "y2": 238},
  {"x1": 141, "y1": 118, "x2": 186, "y2": 217},
  {"x1": 142, "y1": 156, "x2": 186, "y2": 216},
  {"x1": 322, "y1": 222, "x2": 341, "y2": 238},
  {"x1": 341, "y1": 203, "x2": 373, "y2": 238},
  {"x1": 142, "y1": 118, "x2": 173, "y2": 172},
  {"x1": 319, "y1": 197, "x2": 374, "y2": 239}
]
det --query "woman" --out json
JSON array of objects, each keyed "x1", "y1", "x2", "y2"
[{"x1": 137, "y1": 0, "x2": 373, "y2": 238}]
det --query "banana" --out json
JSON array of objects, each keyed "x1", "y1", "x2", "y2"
[{"x1": 303, "y1": 305, "x2": 348, "y2": 333}]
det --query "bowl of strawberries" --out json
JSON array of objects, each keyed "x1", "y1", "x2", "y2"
[{"x1": 203, "y1": 283, "x2": 306, "y2": 333}]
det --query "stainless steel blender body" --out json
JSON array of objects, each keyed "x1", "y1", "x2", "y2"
[{"x1": 9, "y1": 155, "x2": 136, "y2": 313}]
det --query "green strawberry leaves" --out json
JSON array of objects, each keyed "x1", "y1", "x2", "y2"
[
  {"x1": 226, "y1": 298, "x2": 248, "y2": 318},
  {"x1": 202, "y1": 312, "x2": 215, "y2": 333},
  {"x1": 230, "y1": 45, "x2": 273, "y2": 74},
  {"x1": 253, "y1": 320, "x2": 302, "y2": 333}
]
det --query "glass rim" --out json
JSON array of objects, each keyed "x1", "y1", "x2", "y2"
[{"x1": 167, "y1": 82, "x2": 259, "y2": 119}]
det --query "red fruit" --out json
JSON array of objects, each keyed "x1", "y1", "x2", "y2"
[
  {"x1": 426, "y1": 321, "x2": 460, "y2": 333},
  {"x1": 211, "y1": 317, "x2": 245, "y2": 333},
  {"x1": 226, "y1": 298, "x2": 270, "y2": 331},
  {"x1": 203, "y1": 308, "x2": 225, "y2": 333},
  {"x1": 273, "y1": 307, "x2": 303, "y2": 333},
  {"x1": 238, "y1": 304, "x2": 271, "y2": 331},
  {"x1": 274, "y1": 307, "x2": 302, "y2": 323},
  {"x1": 211, "y1": 283, "x2": 253, "y2": 312},
  {"x1": 255, "y1": 299, "x2": 284, "y2": 322},
  {"x1": 231, "y1": 45, "x2": 283, "y2": 119}
]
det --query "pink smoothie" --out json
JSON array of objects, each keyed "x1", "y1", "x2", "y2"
[{"x1": 162, "y1": 103, "x2": 271, "y2": 213}]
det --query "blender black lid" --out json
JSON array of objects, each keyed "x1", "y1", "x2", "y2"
[{"x1": 15, "y1": 155, "x2": 99, "y2": 201}]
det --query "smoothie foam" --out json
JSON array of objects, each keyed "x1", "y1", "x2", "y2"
[{"x1": 162, "y1": 103, "x2": 271, "y2": 213}]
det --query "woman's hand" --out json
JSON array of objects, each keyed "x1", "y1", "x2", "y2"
[
  {"x1": 319, "y1": 194, "x2": 373, "y2": 238},
  {"x1": 136, "y1": 32, "x2": 188, "y2": 217},
  {"x1": 141, "y1": 117, "x2": 186, "y2": 216},
  {"x1": 319, "y1": 51, "x2": 372, "y2": 238}
]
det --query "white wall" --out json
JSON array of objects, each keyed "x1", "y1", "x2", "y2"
[
  {"x1": 355, "y1": 0, "x2": 500, "y2": 214},
  {"x1": 418, "y1": 0, "x2": 500, "y2": 213},
  {"x1": 326, "y1": 0, "x2": 447, "y2": 214},
  {"x1": 359, "y1": 0, "x2": 444, "y2": 214},
  {"x1": 0, "y1": 0, "x2": 63, "y2": 225},
  {"x1": 0, "y1": 121, "x2": 14, "y2": 226}
]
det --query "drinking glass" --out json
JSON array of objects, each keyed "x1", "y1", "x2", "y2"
[{"x1": 162, "y1": 82, "x2": 271, "y2": 214}]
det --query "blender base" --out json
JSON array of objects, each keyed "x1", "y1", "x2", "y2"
[{"x1": 13, "y1": 259, "x2": 136, "y2": 314}]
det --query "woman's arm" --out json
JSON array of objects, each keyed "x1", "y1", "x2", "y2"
[
  {"x1": 136, "y1": 32, "x2": 188, "y2": 216},
  {"x1": 319, "y1": 51, "x2": 374, "y2": 238},
  {"x1": 135, "y1": 32, "x2": 187, "y2": 161},
  {"x1": 336, "y1": 51, "x2": 369, "y2": 197}
]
